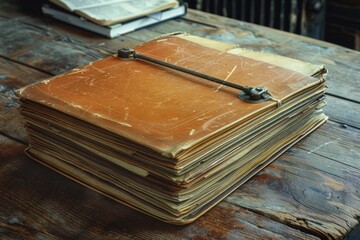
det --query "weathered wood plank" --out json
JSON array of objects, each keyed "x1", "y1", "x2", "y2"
[
  {"x1": 0, "y1": 92, "x2": 26, "y2": 143},
  {"x1": 0, "y1": 218, "x2": 58, "y2": 240},
  {"x1": 0, "y1": 58, "x2": 49, "y2": 91},
  {"x1": 226, "y1": 121, "x2": 360, "y2": 240},
  {"x1": 324, "y1": 95, "x2": 360, "y2": 129},
  {"x1": 0, "y1": 57, "x2": 50, "y2": 142},
  {"x1": 0, "y1": 137, "x2": 319, "y2": 240},
  {"x1": 0, "y1": 0, "x2": 23, "y2": 19},
  {"x1": 297, "y1": 122, "x2": 360, "y2": 169},
  {"x1": 0, "y1": 18, "x2": 102, "y2": 75}
]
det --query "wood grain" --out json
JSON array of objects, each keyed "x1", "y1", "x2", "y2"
[
  {"x1": 0, "y1": 57, "x2": 50, "y2": 143},
  {"x1": 0, "y1": 58, "x2": 49, "y2": 92},
  {"x1": 226, "y1": 122, "x2": 360, "y2": 240},
  {"x1": 0, "y1": 18, "x2": 101, "y2": 75},
  {"x1": 324, "y1": 95, "x2": 360, "y2": 129},
  {"x1": 0, "y1": 92, "x2": 26, "y2": 144}
]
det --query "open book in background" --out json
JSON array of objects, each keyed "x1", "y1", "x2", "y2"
[
  {"x1": 42, "y1": 0, "x2": 186, "y2": 38},
  {"x1": 16, "y1": 33, "x2": 328, "y2": 224},
  {"x1": 50, "y1": 0, "x2": 179, "y2": 25},
  {"x1": 42, "y1": 3, "x2": 187, "y2": 38}
]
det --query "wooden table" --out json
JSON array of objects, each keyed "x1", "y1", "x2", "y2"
[{"x1": 1, "y1": 1, "x2": 360, "y2": 239}]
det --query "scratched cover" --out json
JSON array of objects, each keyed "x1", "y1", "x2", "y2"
[
  {"x1": 17, "y1": 33, "x2": 328, "y2": 224},
  {"x1": 18, "y1": 34, "x2": 323, "y2": 156}
]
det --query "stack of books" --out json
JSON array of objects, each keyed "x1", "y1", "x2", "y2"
[
  {"x1": 17, "y1": 33, "x2": 328, "y2": 224},
  {"x1": 42, "y1": 0, "x2": 187, "y2": 38}
]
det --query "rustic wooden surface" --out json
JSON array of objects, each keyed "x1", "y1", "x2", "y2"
[{"x1": 1, "y1": 1, "x2": 360, "y2": 239}]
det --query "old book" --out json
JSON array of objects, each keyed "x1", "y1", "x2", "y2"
[
  {"x1": 16, "y1": 33, "x2": 328, "y2": 224},
  {"x1": 42, "y1": 3, "x2": 187, "y2": 38},
  {"x1": 49, "y1": 0, "x2": 179, "y2": 26}
]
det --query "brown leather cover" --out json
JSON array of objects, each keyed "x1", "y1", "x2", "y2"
[{"x1": 18, "y1": 35, "x2": 321, "y2": 157}]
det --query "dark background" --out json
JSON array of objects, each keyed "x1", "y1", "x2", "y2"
[{"x1": 183, "y1": 0, "x2": 360, "y2": 51}]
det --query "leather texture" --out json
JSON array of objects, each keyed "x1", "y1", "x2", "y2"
[{"x1": 18, "y1": 35, "x2": 322, "y2": 156}]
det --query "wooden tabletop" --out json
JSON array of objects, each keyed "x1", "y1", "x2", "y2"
[{"x1": 1, "y1": 1, "x2": 360, "y2": 239}]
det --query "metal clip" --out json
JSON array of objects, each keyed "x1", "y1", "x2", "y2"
[{"x1": 239, "y1": 86, "x2": 272, "y2": 103}]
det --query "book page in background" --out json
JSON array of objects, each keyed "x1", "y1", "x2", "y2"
[
  {"x1": 77, "y1": 0, "x2": 178, "y2": 25},
  {"x1": 50, "y1": 0, "x2": 129, "y2": 11}
]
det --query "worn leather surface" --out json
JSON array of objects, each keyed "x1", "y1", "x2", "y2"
[{"x1": 18, "y1": 35, "x2": 322, "y2": 156}]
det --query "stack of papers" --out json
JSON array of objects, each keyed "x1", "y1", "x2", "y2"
[{"x1": 17, "y1": 33, "x2": 328, "y2": 224}]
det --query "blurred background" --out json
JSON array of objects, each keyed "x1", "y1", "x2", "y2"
[{"x1": 184, "y1": 0, "x2": 360, "y2": 50}]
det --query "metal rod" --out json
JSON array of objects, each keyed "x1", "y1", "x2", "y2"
[
  {"x1": 117, "y1": 48, "x2": 272, "y2": 103},
  {"x1": 133, "y1": 52, "x2": 252, "y2": 94}
]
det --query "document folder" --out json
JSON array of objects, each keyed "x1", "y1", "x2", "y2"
[{"x1": 17, "y1": 33, "x2": 328, "y2": 224}]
